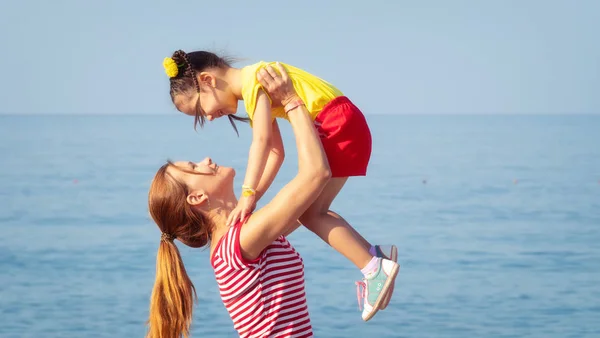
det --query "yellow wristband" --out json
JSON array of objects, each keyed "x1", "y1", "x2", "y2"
[{"x1": 242, "y1": 185, "x2": 256, "y2": 197}]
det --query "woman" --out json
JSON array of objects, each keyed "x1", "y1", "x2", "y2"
[{"x1": 146, "y1": 64, "x2": 399, "y2": 338}]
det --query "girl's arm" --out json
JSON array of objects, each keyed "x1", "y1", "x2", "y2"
[
  {"x1": 254, "y1": 119, "x2": 285, "y2": 202},
  {"x1": 243, "y1": 90, "x2": 273, "y2": 190},
  {"x1": 226, "y1": 89, "x2": 273, "y2": 226}
]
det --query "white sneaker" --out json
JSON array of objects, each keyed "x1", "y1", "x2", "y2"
[{"x1": 355, "y1": 258, "x2": 399, "y2": 321}]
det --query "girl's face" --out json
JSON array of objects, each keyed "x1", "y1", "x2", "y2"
[{"x1": 174, "y1": 70, "x2": 239, "y2": 122}]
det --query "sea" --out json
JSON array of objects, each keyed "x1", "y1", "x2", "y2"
[{"x1": 1, "y1": 114, "x2": 599, "y2": 337}]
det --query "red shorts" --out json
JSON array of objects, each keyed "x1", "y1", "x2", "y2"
[{"x1": 315, "y1": 96, "x2": 372, "y2": 178}]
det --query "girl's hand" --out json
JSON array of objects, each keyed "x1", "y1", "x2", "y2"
[
  {"x1": 257, "y1": 63, "x2": 299, "y2": 106},
  {"x1": 227, "y1": 194, "x2": 256, "y2": 227}
]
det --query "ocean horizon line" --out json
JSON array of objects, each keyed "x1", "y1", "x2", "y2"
[{"x1": 0, "y1": 112, "x2": 598, "y2": 116}]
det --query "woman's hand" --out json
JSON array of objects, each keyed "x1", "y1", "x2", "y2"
[{"x1": 257, "y1": 63, "x2": 299, "y2": 106}]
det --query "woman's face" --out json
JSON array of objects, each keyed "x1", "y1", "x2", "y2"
[{"x1": 166, "y1": 157, "x2": 235, "y2": 207}]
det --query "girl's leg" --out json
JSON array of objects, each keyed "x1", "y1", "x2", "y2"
[
  {"x1": 299, "y1": 176, "x2": 399, "y2": 320},
  {"x1": 327, "y1": 209, "x2": 372, "y2": 252},
  {"x1": 298, "y1": 177, "x2": 371, "y2": 269}
]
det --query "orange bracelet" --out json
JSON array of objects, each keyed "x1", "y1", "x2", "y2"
[{"x1": 284, "y1": 99, "x2": 305, "y2": 114}]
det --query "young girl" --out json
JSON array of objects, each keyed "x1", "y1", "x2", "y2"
[{"x1": 162, "y1": 50, "x2": 399, "y2": 320}]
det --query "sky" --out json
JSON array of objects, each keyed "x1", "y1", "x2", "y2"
[{"x1": 0, "y1": 0, "x2": 598, "y2": 115}]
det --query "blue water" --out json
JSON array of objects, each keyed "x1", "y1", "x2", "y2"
[{"x1": 1, "y1": 114, "x2": 599, "y2": 338}]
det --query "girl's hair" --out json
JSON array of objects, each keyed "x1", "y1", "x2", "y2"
[
  {"x1": 145, "y1": 161, "x2": 214, "y2": 338},
  {"x1": 169, "y1": 49, "x2": 249, "y2": 136}
]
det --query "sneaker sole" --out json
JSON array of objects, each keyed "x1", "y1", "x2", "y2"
[
  {"x1": 380, "y1": 245, "x2": 398, "y2": 310},
  {"x1": 363, "y1": 261, "x2": 399, "y2": 322}
]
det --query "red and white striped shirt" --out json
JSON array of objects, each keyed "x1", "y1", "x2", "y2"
[{"x1": 210, "y1": 221, "x2": 313, "y2": 338}]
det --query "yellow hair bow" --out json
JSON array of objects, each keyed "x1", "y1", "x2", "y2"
[{"x1": 163, "y1": 57, "x2": 179, "y2": 78}]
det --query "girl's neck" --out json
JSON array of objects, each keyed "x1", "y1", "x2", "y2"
[{"x1": 223, "y1": 67, "x2": 243, "y2": 100}]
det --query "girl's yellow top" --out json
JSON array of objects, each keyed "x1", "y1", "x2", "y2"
[{"x1": 240, "y1": 61, "x2": 343, "y2": 123}]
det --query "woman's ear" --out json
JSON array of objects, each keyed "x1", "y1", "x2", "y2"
[{"x1": 186, "y1": 190, "x2": 209, "y2": 207}]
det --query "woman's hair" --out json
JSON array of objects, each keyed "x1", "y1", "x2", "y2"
[
  {"x1": 168, "y1": 49, "x2": 249, "y2": 135},
  {"x1": 145, "y1": 161, "x2": 214, "y2": 338}
]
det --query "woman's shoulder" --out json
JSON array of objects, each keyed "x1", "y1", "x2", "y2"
[
  {"x1": 209, "y1": 226, "x2": 231, "y2": 265},
  {"x1": 210, "y1": 218, "x2": 263, "y2": 270}
]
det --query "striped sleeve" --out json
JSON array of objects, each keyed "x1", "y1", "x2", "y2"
[{"x1": 215, "y1": 223, "x2": 260, "y2": 270}]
